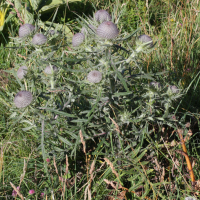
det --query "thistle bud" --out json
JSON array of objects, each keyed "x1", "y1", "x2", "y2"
[{"x1": 137, "y1": 35, "x2": 153, "y2": 48}]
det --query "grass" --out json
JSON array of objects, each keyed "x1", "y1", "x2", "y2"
[{"x1": 0, "y1": 0, "x2": 200, "y2": 199}]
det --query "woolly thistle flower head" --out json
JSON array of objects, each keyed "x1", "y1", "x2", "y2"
[
  {"x1": 96, "y1": 21, "x2": 119, "y2": 39},
  {"x1": 32, "y1": 33, "x2": 47, "y2": 45},
  {"x1": 94, "y1": 10, "x2": 112, "y2": 22},
  {"x1": 19, "y1": 24, "x2": 35, "y2": 38},
  {"x1": 136, "y1": 35, "x2": 153, "y2": 48},
  {"x1": 44, "y1": 65, "x2": 58, "y2": 75},
  {"x1": 14, "y1": 91, "x2": 33, "y2": 108},
  {"x1": 72, "y1": 33, "x2": 85, "y2": 47},
  {"x1": 87, "y1": 70, "x2": 102, "y2": 83},
  {"x1": 17, "y1": 66, "x2": 28, "y2": 79}
]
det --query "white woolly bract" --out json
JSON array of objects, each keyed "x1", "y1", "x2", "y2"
[{"x1": 14, "y1": 91, "x2": 33, "y2": 108}]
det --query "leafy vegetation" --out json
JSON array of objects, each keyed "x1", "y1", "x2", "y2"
[{"x1": 0, "y1": 0, "x2": 200, "y2": 199}]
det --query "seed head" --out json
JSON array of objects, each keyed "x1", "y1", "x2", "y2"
[
  {"x1": 14, "y1": 91, "x2": 33, "y2": 108},
  {"x1": 87, "y1": 70, "x2": 102, "y2": 83},
  {"x1": 32, "y1": 33, "x2": 47, "y2": 45},
  {"x1": 72, "y1": 33, "x2": 85, "y2": 47},
  {"x1": 96, "y1": 21, "x2": 119, "y2": 39},
  {"x1": 19, "y1": 24, "x2": 35, "y2": 38},
  {"x1": 44, "y1": 65, "x2": 58, "y2": 75},
  {"x1": 95, "y1": 10, "x2": 112, "y2": 22},
  {"x1": 137, "y1": 35, "x2": 153, "y2": 48},
  {"x1": 17, "y1": 66, "x2": 28, "y2": 79}
]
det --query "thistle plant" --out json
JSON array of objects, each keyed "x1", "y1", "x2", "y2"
[{"x1": 6, "y1": 6, "x2": 187, "y2": 199}]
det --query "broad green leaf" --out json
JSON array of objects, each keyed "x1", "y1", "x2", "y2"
[
  {"x1": 14, "y1": 0, "x2": 22, "y2": 12},
  {"x1": 22, "y1": 7, "x2": 34, "y2": 24},
  {"x1": 29, "y1": 0, "x2": 43, "y2": 11},
  {"x1": 39, "y1": 0, "x2": 81, "y2": 13},
  {"x1": 38, "y1": 20, "x2": 73, "y2": 37}
]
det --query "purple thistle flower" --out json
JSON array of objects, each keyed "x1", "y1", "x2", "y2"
[
  {"x1": 12, "y1": 186, "x2": 20, "y2": 197},
  {"x1": 29, "y1": 189, "x2": 35, "y2": 195}
]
